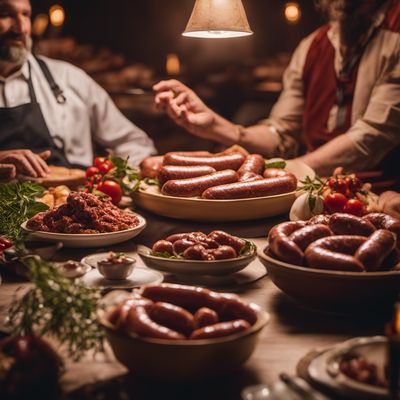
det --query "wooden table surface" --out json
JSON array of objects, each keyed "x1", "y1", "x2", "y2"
[{"x1": 0, "y1": 209, "x2": 389, "y2": 400}]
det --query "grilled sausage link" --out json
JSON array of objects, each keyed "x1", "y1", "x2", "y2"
[
  {"x1": 190, "y1": 320, "x2": 251, "y2": 339},
  {"x1": 238, "y1": 154, "x2": 265, "y2": 181},
  {"x1": 263, "y1": 168, "x2": 297, "y2": 187},
  {"x1": 157, "y1": 165, "x2": 217, "y2": 186},
  {"x1": 202, "y1": 176, "x2": 297, "y2": 200},
  {"x1": 354, "y1": 229, "x2": 396, "y2": 271},
  {"x1": 289, "y1": 224, "x2": 333, "y2": 251},
  {"x1": 328, "y1": 213, "x2": 376, "y2": 236},
  {"x1": 363, "y1": 213, "x2": 400, "y2": 248},
  {"x1": 150, "y1": 302, "x2": 195, "y2": 336},
  {"x1": 304, "y1": 235, "x2": 367, "y2": 272},
  {"x1": 163, "y1": 152, "x2": 245, "y2": 171},
  {"x1": 162, "y1": 169, "x2": 239, "y2": 198},
  {"x1": 207, "y1": 230, "x2": 246, "y2": 253},
  {"x1": 267, "y1": 221, "x2": 307, "y2": 265},
  {"x1": 125, "y1": 305, "x2": 185, "y2": 340}
]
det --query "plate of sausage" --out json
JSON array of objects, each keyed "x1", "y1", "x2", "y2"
[
  {"x1": 97, "y1": 283, "x2": 269, "y2": 380},
  {"x1": 137, "y1": 230, "x2": 257, "y2": 276},
  {"x1": 258, "y1": 212, "x2": 400, "y2": 312},
  {"x1": 135, "y1": 153, "x2": 314, "y2": 222}
]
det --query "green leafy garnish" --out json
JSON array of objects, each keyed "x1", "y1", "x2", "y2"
[
  {"x1": 107, "y1": 155, "x2": 142, "y2": 194},
  {"x1": 265, "y1": 160, "x2": 286, "y2": 169},
  {"x1": 0, "y1": 181, "x2": 48, "y2": 242},
  {"x1": 8, "y1": 256, "x2": 104, "y2": 361},
  {"x1": 150, "y1": 251, "x2": 180, "y2": 259},
  {"x1": 239, "y1": 240, "x2": 257, "y2": 256}
]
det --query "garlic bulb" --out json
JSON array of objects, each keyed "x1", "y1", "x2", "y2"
[{"x1": 289, "y1": 192, "x2": 324, "y2": 221}]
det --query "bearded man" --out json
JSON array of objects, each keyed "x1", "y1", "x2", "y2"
[
  {"x1": 0, "y1": 0, "x2": 155, "y2": 177},
  {"x1": 154, "y1": 0, "x2": 400, "y2": 191}
]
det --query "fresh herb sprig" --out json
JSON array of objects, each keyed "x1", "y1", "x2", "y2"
[
  {"x1": 8, "y1": 256, "x2": 104, "y2": 361},
  {"x1": 298, "y1": 175, "x2": 327, "y2": 213},
  {"x1": 0, "y1": 181, "x2": 48, "y2": 243}
]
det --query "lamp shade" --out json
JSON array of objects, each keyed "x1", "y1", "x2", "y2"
[{"x1": 182, "y1": 0, "x2": 253, "y2": 39}]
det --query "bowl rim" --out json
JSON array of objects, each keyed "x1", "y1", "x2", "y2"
[
  {"x1": 259, "y1": 245, "x2": 400, "y2": 278},
  {"x1": 97, "y1": 290, "x2": 269, "y2": 346}
]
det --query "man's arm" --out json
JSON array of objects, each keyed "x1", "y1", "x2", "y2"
[{"x1": 297, "y1": 57, "x2": 400, "y2": 176}]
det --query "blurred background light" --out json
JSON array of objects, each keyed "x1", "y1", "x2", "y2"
[
  {"x1": 49, "y1": 4, "x2": 65, "y2": 27},
  {"x1": 284, "y1": 2, "x2": 301, "y2": 24}
]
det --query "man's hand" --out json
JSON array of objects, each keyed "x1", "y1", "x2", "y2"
[
  {"x1": 153, "y1": 79, "x2": 215, "y2": 140},
  {"x1": 0, "y1": 149, "x2": 51, "y2": 178}
]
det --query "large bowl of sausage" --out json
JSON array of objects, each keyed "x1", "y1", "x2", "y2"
[
  {"x1": 97, "y1": 283, "x2": 269, "y2": 380},
  {"x1": 258, "y1": 213, "x2": 400, "y2": 312},
  {"x1": 135, "y1": 151, "x2": 314, "y2": 221}
]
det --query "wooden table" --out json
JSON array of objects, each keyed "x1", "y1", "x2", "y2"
[{"x1": 0, "y1": 210, "x2": 388, "y2": 400}]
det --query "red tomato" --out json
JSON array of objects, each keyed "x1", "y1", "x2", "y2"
[
  {"x1": 97, "y1": 180, "x2": 122, "y2": 204},
  {"x1": 323, "y1": 192, "x2": 347, "y2": 213},
  {"x1": 98, "y1": 160, "x2": 113, "y2": 174},
  {"x1": 328, "y1": 178, "x2": 348, "y2": 195},
  {"x1": 85, "y1": 166, "x2": 99, "y2": 178},
  {"x1": 345, "y1": 176, "x2": 362, "y2": 192},
  {"x1": 94, "y1": 156, "x2": 106, "y2": 168},
  {"x1": 0, "y1": 237, "x2": 13, "y2": 249},
  {"x1": 343, "y1": 199, "x2": 366, "y2": 216}
]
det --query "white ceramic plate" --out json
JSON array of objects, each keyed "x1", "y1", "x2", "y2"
[
  {"x1": 308, "y1": 336, "x2": 392, "y2": 399},
  {"x1": 21, "y1": 214, "x2": 147, "y2": 248},
  {"x1": 137, "y1": 243, "x2": 257, "y2": 277},
  {"x1": 133, "y1": 160, "x2": 315, "y2": 222}
]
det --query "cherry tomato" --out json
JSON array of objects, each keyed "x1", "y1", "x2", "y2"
[
  {"x1": 343, "y1": 198, "x2": 366, "y2": 216},
  {"x1": 96, "y1": 180, "x2": 122, "y2": 204},
  {"x1": 98, "y1": 160, "x2": 113, "y2": 174},
  {"x1": 323, "y1": 192, "x2": 347, "y2": 213},
  {"x1": 85, "y1": 166, "x2": 99, "y2": 178},
  {"x1": 345, "y1": 176, "x2": 362, "y2": 192},
  {"x1": 328, "y1": 178, "x2": 348, "y2": 195},
  {"x1": 0, "y1": 237, "x2": 13, "y2": 249},
  {"x1": 94, "y1": 156, "x2": 106, "y2": 168}
]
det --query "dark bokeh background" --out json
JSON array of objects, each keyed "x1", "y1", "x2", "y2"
[{"x1": 30, "y1": 0, "x2": 322, "y2": 75}]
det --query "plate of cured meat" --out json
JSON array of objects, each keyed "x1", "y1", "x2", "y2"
[
  {"x1": 258, "y1": 212, "x2": 400, "y2": 312},
  {"x1": 22, "y1": 192, "x2": 146, "y2": 248},
  {"x1": 135, "y1": 152, "x2": 314, "y2": 222}
]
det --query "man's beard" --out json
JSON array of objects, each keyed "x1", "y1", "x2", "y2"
[
  {"x1": 316, "y1": 0, "x2": 380, "y2": 46},
  {"x1": 0, "y1": 33, "x2": 32, "y2": 65}
]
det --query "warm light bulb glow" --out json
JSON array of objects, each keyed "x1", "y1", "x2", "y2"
[
  {"x1": 182, "y1": 30, "x2": 252, "y2": 39},
  {"x1": 32, "y1": 13, "x2": 49, "y2": 36},
  {"x1": 166, "y1": 53, "x2": 181, "y2": 76},
  {"x1": 49, "y1": 5, "x2": 65, "y2": 27},
  {"x1": 284, "y1": 2, "x2": 301, "y2": 24}
]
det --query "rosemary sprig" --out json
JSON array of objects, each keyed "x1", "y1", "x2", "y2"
[
  {"x1": 8, "y1": 256, "x2": 104, "y2": 362},
  {"x1": 0, "y1": 181, "x2": 48, "y2": 243}
]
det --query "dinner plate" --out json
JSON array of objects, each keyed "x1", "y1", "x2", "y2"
[
  {"x1": 308, "y1": 336, "x2": 392, "y2": 399},
  {"x1": 137, "y1": 243, "x2": 257, "y2": 276},
  {"x1": 19, "y1": 165, "x2": 86, "y2": 188},
  {"x1": 133, "y1": 160, "x2": 315, "y2": 222},
  {"x1": 81, "y1": 266, "x2": 163, "y2": 289},
  {"x1": 21, "y1": 214, "x2": 147, "y2": 248}
]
